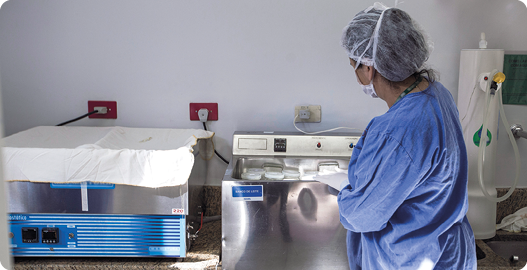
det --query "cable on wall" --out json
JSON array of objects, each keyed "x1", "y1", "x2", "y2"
[{"x1": 57, "y1": 110, "x2": 99, "y2": 126}]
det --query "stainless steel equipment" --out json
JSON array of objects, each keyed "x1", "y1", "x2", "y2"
[
  {"x1": 222, "y1": 131, "x2": 362, "y2": 270},
  {"x1": 7, "y1": 137, "x2": 212, "y2": 257}
]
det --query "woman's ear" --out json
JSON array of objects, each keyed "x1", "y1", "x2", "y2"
[{"x1": 365, "y1": 65, "x2": 375, "y2": 81}]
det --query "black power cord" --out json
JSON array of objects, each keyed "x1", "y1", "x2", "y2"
[
  {"x1": 202, "y1": 122, "x2": 229, "y2": 165},
  {"x1": 57, "y1": 110, "x2": 99, "y2": 126}
]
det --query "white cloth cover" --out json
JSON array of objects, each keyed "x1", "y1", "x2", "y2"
[
  {"x1": 496, "y1": 207, "x2": 527, "y2": 233},
  {"x1": 313, "y1": 168, "x2": 349, "y2": 191},
  {"x1": 2, "y1": 126, "x2": 214, "y2": 188}
]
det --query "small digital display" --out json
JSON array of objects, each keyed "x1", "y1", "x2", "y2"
[
  {"x1": 274, "y1": 138, "x2": 286, "y2": 152},
  {"x1": 42, "y1": 231, "x2": 56, "y2": 239},
  {"x1": 42, "y1": 228, "x2": 59, "y2": 244},
  {"x1": 22, "y1": 228, "x2": 38, "y2": 243}
]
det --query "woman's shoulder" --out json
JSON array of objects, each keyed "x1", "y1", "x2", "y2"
[
  {"x1": 370, "y1": 89, "x2": 445, "y2": 138},
  {"x1": 368, "y1": 80, "x2": 454, "y2": 134}
]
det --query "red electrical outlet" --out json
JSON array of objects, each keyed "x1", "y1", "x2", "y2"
[
  {"x1": 88, "y1": 101, "x2": 117, "y2": 119},
  {"x1": 189, "y1": 103, "x2": 218, "y2": 121}
]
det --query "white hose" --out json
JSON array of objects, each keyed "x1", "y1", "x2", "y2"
[{"x1": 477, "y1": 70, "x2": 521, "y2": 202}]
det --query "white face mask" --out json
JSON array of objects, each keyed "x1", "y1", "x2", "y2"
[{"x1": 356, "y1": 70, "x2": 378, "y2": 98}]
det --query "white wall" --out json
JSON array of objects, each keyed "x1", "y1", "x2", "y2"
[{"x1": 0, "y1": 0, "x2": 525, "y2": 187}]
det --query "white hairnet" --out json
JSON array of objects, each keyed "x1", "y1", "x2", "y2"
[{"x1": 341, "y1": 2, "x2": 434, "y2": 82}]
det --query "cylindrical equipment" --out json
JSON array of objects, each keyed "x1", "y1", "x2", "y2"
[{"x1": 458, "y1": 49, "x2": 504, "y2": 239}]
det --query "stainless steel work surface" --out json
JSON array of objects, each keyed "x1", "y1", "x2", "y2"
[
  {"x1": 6, "y1": 181, "x2": 187, "y2": 215},
  {"x1": 225, "y1": 157, "x2": 350, "y2": 181},
  {"x1": 222, "y1": 132, "x2": 361, "y2": 270},
  {"x1": 222, "y1": 181, "x2": 348, "y2": 270}
]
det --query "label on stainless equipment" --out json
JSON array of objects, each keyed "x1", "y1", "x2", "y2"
[
  {"x1": 232, "y1": 185, "x2": 263, "y2": 201},
  {"x1": 239, "y1": 138, "x2": 267, "y2": 150},
  {"x1": 50, "y1": 182, "x2": 115, "y2": 189},
  {"x1": 172, "y1": 208, "x2": 185, "y2": 215}
]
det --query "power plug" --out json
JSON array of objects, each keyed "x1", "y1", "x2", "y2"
[
  {"x1": 94, "y1": 106, "x2": 108, "y2": 114},
  {"x1": 198, "y1": 108, "x2": 209, "y2": 122}
]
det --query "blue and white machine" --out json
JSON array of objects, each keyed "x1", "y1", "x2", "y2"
[
  {"x1": 9, "y1": 213, "x2": 186, "y2": 257},
  {"x1": 4, "y1": 126, "x2": 212, "y2": 257}
]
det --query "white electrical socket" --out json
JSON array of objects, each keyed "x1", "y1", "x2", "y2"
[
  {"x1": 94, "y1": 106, "x2": 108, "y2": 114},
  {"x1": 299, "y1": 110, "x2": 311, "y2": 119},
  {"x1": 294, "y1": 105, "x2": 321, "y2": 123}
]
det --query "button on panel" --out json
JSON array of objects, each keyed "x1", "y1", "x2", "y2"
[{"x1": 315, "y1": 141, "x2": 323, "y2": 150}]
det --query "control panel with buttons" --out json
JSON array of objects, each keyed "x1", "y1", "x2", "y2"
[
  {"x1": 233, "y1": 132, "x2": 362, "y2": 157},
  {"x1": 9, "y1": 213, "x2": 187, "y2": 257}
]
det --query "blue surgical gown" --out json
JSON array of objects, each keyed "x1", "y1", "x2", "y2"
[{"x1": 338, "y1": 81, "x2": 476, "y2": 269}]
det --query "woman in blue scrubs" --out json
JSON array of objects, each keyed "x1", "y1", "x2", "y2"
[{"x1": 338, "y1": 3, "x2": 477, "y2": 269}]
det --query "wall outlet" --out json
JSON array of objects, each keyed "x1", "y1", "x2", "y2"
[
  {"x1": 88, "y1": 101, "x2": 117, "y2": 119},
  {"x1": 294, "y1": 105, "x2": 321, "y2": 123},
  {"x1": 189, "y1": 103, "x2": 218, "y2": 121}
]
